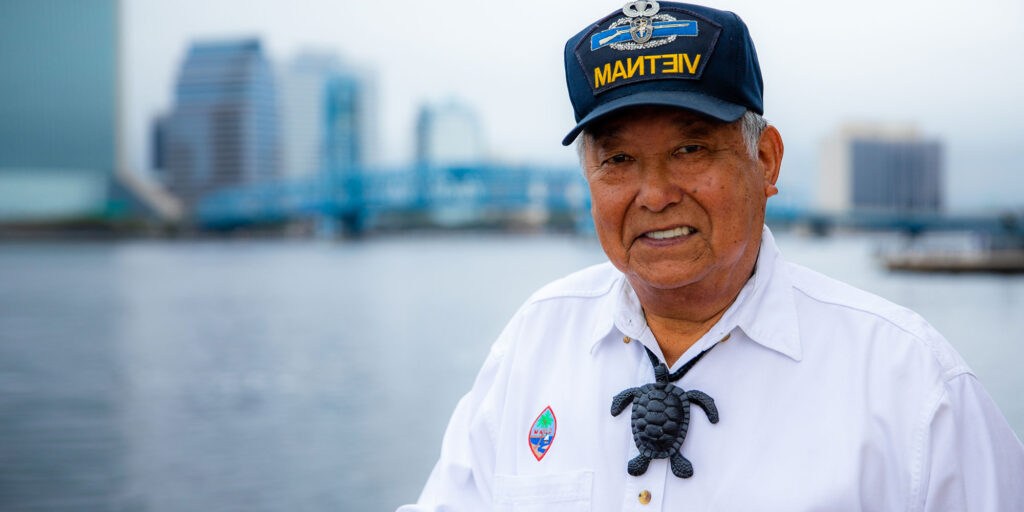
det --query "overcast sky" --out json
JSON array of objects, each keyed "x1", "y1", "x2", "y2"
[{"x1": 122, "y1": 0, "x2": 1024, "y2": 211}]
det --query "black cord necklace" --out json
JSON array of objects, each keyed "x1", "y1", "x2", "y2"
[{"x1": 610, "y1": 342, "x2": 720, "y2": 478}]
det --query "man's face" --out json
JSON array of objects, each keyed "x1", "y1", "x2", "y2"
[{"x1": 582, "y1": 107, "x2": 780, "y2": 294}]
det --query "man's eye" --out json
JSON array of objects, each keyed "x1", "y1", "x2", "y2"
[
  {"x1": 605, "y1": 154, "x2": 632, "y2": 164},
  {"x1": 676, "y1": 145, "x2": 703, "y2": 154}
]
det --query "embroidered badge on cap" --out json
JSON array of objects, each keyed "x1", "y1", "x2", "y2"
[
  {"x1": 575, "y1": 1, "x2": 722, "y2": 93},
  {"x1": 528, "y1": 406, "x2": 557, "y2": 461},
  {"x1": 590, "y1": 1, "x2": 695, "y2": 51}
]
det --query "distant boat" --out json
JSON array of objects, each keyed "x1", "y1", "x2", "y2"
[
  {"x1": 880, "y1": 230, "x2": 1024, "y2": 274},
  {"x1": 883, "y1": 249, "x2": 1024, "y2": 274}
]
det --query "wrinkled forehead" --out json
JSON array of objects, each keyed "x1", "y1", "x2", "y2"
[{"x1": 584, "y1": 106, "x2": 731, "y2": 142}]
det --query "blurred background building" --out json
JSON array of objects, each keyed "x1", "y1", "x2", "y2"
[
  {"x1": 278, "y1": 52, "x2": 376, "y2": 178},
  {"x1": 0, "y1": 0, "x2": 118, "y2": 222},
  {"x1": 156, "y1": 39, "x2": 278, "y2": 210},
  {"x1": 819, "y1": 123, "x2": 943, "y2": 213}
]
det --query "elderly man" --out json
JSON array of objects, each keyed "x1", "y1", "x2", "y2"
[{"x1": 399, "y1": 2, "x2": 1024, "y2": 510}]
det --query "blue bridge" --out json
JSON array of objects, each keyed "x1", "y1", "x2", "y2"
[
  {"x1": 195, "y1": 164, "x2": 1023, "y2": 237},
  {"x1": 196, "y1": 164, "x2": 592, "y2": 233}
]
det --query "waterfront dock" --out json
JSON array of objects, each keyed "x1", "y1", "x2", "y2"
[{"x1": 883, "y1": 249, "x2": 1024, "y2": 274}]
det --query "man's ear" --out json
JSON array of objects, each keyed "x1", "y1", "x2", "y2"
[{"x1": 757, "y1": 125, "x2": 783, "y2": 198}]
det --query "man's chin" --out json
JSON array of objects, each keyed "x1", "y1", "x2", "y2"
[{"x1": 625, "y1": 265, "x2": 707, "y2": 293}]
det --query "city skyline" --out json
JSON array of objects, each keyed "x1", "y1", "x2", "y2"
[{"x1": 122, "y1": 0, "x2": 1024, "y2": 213}]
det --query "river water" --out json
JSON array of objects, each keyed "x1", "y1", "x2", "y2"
[{"x1": 1, "y1": 231, "x2": 1022, "y2": 511}]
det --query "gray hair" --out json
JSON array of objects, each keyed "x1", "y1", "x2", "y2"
[
  {"x1": 739, "y1": 110, "x2": 767, "y2": 158},
  {"x1": 575, "y1": 109, "x2": 768, "y2": 165}
]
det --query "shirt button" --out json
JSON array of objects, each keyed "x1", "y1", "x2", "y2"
[
  {"x1": 638, "y1": 490, "x2": 652, "y2": 505},
  {"x1": 623, "y1": 336, "x2": 631, "y2": 344},
  {"x1": 720, "y1": 333, "x2": 731, "y2": 342}
]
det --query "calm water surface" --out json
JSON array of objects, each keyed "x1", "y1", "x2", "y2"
[{"x1": 1, "y1": 232, "x2": 1021, "y2": 511}]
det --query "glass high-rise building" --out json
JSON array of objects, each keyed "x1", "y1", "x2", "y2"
[
  {"x1": 0, "y1": 0, "x2": 117, "y2": 221},
  {"x1": 849, "y1": 139, "x2": 942, "y2": 212},
  {"x1": 161, "y1": 38, "x2": 278, "y2": 210}
]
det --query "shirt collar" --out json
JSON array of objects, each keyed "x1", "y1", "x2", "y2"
[
  {"x1": 731, "y1": 226, "x2": 803, "y2": 361},
  {"x1": 589, "y1": 225, "x2": 803, "y2": 362},
  {"x1": 586, "y1": 276, "x2": 638, "y2": 355}
]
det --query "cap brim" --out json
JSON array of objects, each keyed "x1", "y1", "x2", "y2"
[{"x1": 560, "y1": 90, "x2": 748, "y2": 146}]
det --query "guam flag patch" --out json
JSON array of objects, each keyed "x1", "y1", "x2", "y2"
[{"x1": 528, "y1": 406, "x2": 557, "y2": 461}]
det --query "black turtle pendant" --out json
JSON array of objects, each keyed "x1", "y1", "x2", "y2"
[{"x1": 611, "y1": 345, "x2": 719, "y2": 478}]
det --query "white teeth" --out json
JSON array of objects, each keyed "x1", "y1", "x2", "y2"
[{"x1": 645, "y1": 226, "x2": 694, "y2": 240}]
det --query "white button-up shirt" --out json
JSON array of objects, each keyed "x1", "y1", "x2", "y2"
[{"x1": 399, "y1": 227, "x2": 1024, "y2": 511}]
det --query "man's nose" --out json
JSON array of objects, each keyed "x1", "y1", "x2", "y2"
[{"x1": 636, "y1": 162, "x2": 684, "y2": 213}]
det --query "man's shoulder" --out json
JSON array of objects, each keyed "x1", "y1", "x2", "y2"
[
  {"x1": 784, "y1": 260, "x2": 931, "y2": 337},
  {"x1": 486, "y1": 262, "x2": 621, "y2": 363},
  {"x1": 782, "y1": 260, "x2": 969, "y2": 378},
  {"x1": 522, "y1": 261, "x2": 622, "y2": 307}
]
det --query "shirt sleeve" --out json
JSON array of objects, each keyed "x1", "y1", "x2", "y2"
[
  {"x1": 396, "y1": 312, "x2": 520, "y2": 512},
  {"x1": 917, "y1": 373, "x2": 1024, "y2": 511}
]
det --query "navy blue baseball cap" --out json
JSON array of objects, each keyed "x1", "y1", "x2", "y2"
[{"x1": 562, "y1": 1, "x2": 763, "y2": 145}]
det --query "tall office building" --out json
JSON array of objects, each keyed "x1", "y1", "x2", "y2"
[
  {"x1": 819, "y1": 123, "x2": 942, "y2": 213},
  {"x1": 415, "y1": 99, "x2": 486, "y2": 167},
  {"x1": 160, "y1": 39, "x2": 278, "y2": 209},
  {"x1": 0, "y1": 0, "x2": 117, "y2": 221},
  {"x1": 278, "y1": 52, "x2": 375, "y2": 178}
]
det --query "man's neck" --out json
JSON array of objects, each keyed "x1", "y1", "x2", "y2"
[
  {"x1": 641, "y1": 296, "x2": 735, "y2": 367},
  {"x1": 629, "y1": 257, "x2": 757, "y2": 367}
]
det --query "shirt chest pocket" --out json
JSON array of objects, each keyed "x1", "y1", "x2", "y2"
[{"x1": 493, "y1": 470, "x2": 593, "y2": 512}]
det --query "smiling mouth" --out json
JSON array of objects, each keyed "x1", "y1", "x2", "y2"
[{"x1": 643, "y1": 226, "x2": 696, "y2": 240}]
